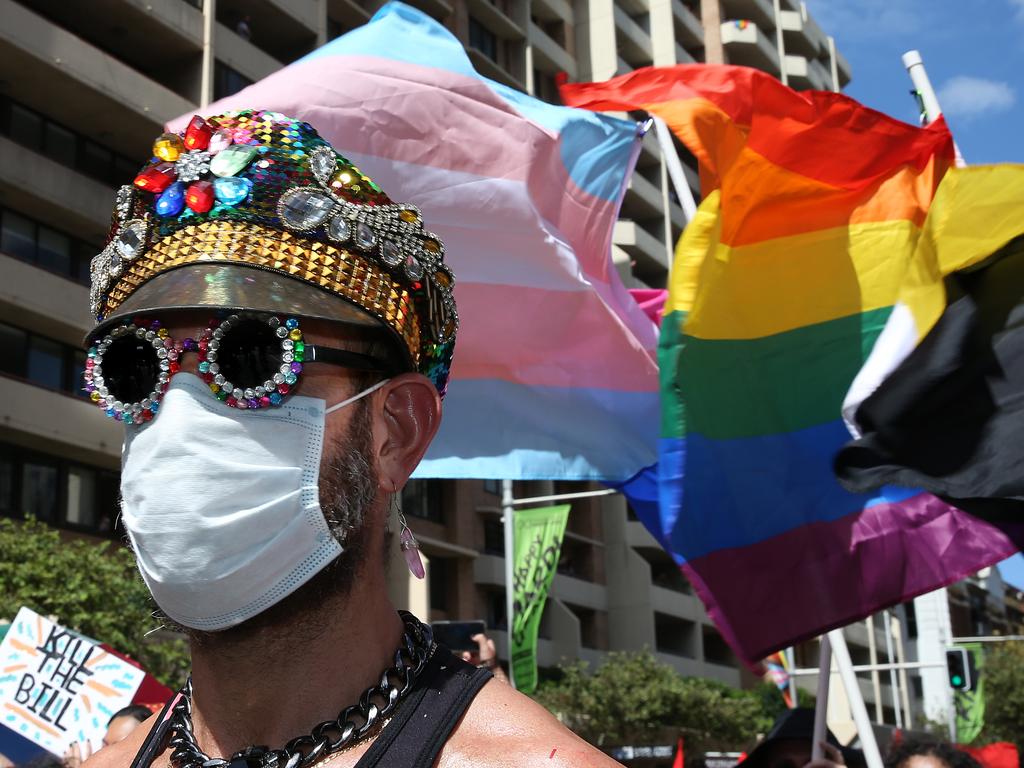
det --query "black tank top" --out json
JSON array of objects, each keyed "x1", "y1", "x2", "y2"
[{"x1": 131, "y1": 648, "x2": 491, "y2": 768}]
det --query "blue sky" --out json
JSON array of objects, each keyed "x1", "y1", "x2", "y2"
[
  {"x1": 802, "y1": 0, "x2": 1024, "y2": 589},
  {"x1": 802, "y1": 0, "x2": 1024, "y2": 164}
]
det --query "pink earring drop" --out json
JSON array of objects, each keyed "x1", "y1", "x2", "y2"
[{"x1": 399, "y1": 511, "x2": 425, "y2": 580}]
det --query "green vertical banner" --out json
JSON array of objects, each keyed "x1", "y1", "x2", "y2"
[
  {"x1": 955, "y1": 643, "x2": 985, "y2": 743},
  {"x1": 511, "y1": 504, "x2": 570, "y2": 694}
]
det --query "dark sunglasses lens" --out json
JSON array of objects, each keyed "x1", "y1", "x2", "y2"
[
  {"x1": 103, "y1": 334, "x2": 160, "y2": 404},
  {"x1": 217, "y1": 319, "x2": 283, "y2": 388}
]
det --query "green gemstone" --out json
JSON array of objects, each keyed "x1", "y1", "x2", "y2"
[
  {"x1": 216, "y1": 390, "x2": 228, "y2": 401},
  {"x1": 210, "y1": 144, "x2": 257, "y2": 177},
  {"x1": 293, "y1": 351, "x2": 304, "y2": 362},
  {"x1": 294, "y1": 341, "x2": 305, "y2": 353}
]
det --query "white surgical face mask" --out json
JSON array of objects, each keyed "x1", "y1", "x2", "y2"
[{"x1": 119, "y1": 372, "x2": 388, "y2": 631}]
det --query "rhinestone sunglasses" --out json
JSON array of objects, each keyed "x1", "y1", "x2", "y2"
[{"x1": 84, "y1": 313, "x2": 393, "y2": 423}]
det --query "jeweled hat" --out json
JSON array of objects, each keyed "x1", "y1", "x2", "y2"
[{"x1": 88, "y1": 109, "x2": 458, "y2": 395}]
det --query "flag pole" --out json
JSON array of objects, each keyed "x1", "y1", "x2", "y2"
[
  {"x1": 811, "y1": 634, "x2": 831, "y2": 762},
  {"x1": 828, "y1": 629, "x2": 884, "y2": 768},
  {"x1": 501, "y1": 478, "x2": 517, "y2": 690},
  {"x1": 652, "y1": 116, "x2": 698, "y2": 225},
  {"x1": 902, "y1": 50, "x2": 966, "y2": 166}
]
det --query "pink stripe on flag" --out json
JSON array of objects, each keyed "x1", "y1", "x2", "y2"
[
  {"x1": 682, "y1": 493, "x2": 1023, "y2": 661},
  {"x1": 451, "y1": 283, "x2": 658, "y2": 390}
]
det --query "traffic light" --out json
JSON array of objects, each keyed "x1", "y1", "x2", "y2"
[{"x1": 946, "y1": 647, "x2": 976, "y2": 691}]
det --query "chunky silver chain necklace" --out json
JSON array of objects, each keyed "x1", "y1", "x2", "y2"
[{"x1": 167, "y1": 612, "x2": 433, "y2": 768}]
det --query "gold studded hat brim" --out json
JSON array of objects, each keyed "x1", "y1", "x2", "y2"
[{"x1": 89, "y1": 220, "x2": 421, "y2": 370}]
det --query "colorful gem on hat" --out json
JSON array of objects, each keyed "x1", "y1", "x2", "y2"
[
  {"x1": 133, "y1": 162, "x2": 177, "y2": 193},
  {"x1": 184, "y1": 115, "x2": 214, "y2": 151},
  {"x1": 185, "y1": 181, "x2": 215, "y2": 213},
  {"x1": 208, "y1": 129, "x2": 233, "y2": 154},
  {"x1": 176, "y1": 150, "x2": 211, "y2": 183},
  {"x1": 115, "y1": 221, "x2": 147, "y2": 261},
  {"x1": 156, "y1": 182, "x2": 185, "y2": 217},
  {"x1": 153, "y1": 133, "x2": 184, "y2": 163},
  {"x1": 327, "y1": 215, "x2": 351, "y2": 243},
  {"x1": 214, "y1": 176, "x2": 252, "y2": 206},
  {"x1": 278, "y1": 188, "x2": 336, "y2": 231},
  {"x1": 310, "y1": 146, "x2": 337, "y2": 184},
  {"x1": 355, "y1": 221, "x2": 376, "y2": 250},
  {"x1": 210, "y1": 144, "x2": 257, "y2": 177}
]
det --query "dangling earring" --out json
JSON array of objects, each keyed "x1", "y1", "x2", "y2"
[{"x1": 395, "y1": 492, "x2": 425, "y2": 580}]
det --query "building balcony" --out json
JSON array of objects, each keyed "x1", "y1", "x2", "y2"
[
  {"x1": 720, "y1": 0, "x2": 775, "y2": 29},
  {"x1": 215, "y1": 23, "x2": 283, "y2": 83},
  {"x1": 219, "y1": 0, "x2": 322, "y2": 59},
  {"x1": 778, "y1": 7, "x2": 823, "y2": 58},
  {"x1": 0, "y1": 0, "x2": 196, "y2": 156},
  {"x1": 467, "y1": 49, "x2": 526, "y2": 91},
  {"x1": 675, "y1": 42, "x2": 697, "y2": 64},
  {"x1": 613, "y1": 220, "x2": 670, "y2": 273},
  {"x1": 809, "y1": 57, "x2": 833, "y2": 90},
  {"x1": 613, "y1": 5, "x2": 654, "y2": 67},
  {"x1": 651, "y1": 584, "x2": 703, "y2": 620},
  {"x1": 0, "y1": 377, "x2": 122, "y2": 467},
  {"x1": 835, "y1": 45, "x2": 852, "y2": 88},
  {"x1": 0, "y1": 135, "x2": 115, "y2": 239},
  {"x1": 625, "y1": 170, "x2": 665, "y2": 220},
  {"x1": 616, "y1": 56, "x2": 634, "y2": 76},
  {"x1": 720, "y1": 20, "x2": 780, "y2": 76},
  {"x1": 671, "y1": 0, "x2": 704, "y2": 48},
  {"x1": 467, "y1": 0, "x2": 526, "y2": 40},
  {"x1": 783, "y1": 54, "x2": 815, "y2": 90},
  {"x1": 327, "y1": 0, "x2": 374, "y2": 29},
  {"x1": 528, "y1": 21, "x2": 576, "y2": 78},
  {"x1": 532, "y1": 0, "x2": 574, "y2": 25},
  {"x1": 0, "y1": 254, "x2": 93, "y2": 346}
]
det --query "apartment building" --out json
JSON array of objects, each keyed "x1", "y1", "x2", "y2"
[{"x1": 0, "y1": 0, "x2": 848, "y2": 690}]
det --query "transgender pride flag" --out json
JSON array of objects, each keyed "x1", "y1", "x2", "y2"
[{"x1": 170, "y1": 2, "x2": 658, "y2": 483}]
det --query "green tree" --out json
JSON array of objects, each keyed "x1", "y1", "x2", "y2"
[
  {"x1": 532, "y1": 650, "x2": 776, "y2": 750},
  {"x1": 0, "y1": 517, "x2": 189, "y2": 688},
  {"x1": 979, "y1": 641, "x2": 1024, "y2": 750}
]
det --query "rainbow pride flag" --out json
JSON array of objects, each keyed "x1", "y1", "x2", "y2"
[
  {"x1": 563, "y1": 66, "x2": 1024, "y2": 662},
  {"x1": 171, "y1": 3, "x2": 659, "y2": 483}
]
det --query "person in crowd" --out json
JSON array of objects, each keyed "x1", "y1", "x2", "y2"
[
  {"x1": 64, "y1": 704, "x2": 155, "y2": 767},
  {"x1": 741, "y1": 708, "x2": 864, "y2": 768},
  {"x1": 885, "y1": 740, "x2": 982, "y2": 768}
]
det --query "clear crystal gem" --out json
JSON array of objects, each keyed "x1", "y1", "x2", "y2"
[
  {"x1": 404, "y1": 254, "x2": 424, "y2": 280},
  {"x1": 279, "y1": 188, "x2": 336, "y2": 230},
  {"x1": 327, "y1": 215, "x2": 351, "y2": 242},
  {"x1": 107, "y1": 250, "x2": 122, "y2": 276},
  {"x1": 115, "y1": 223, "x2": 145, "y2": 261},
  {"x1": 381, "y1": 240, "x2": 402, "y2": 267},
  {"x1": 355, "y1": 222, "x2": 376, "y2": 250},
  {"x1": 175, "y1": 150, "x2": 211, "y2": 183},
  {"x1": 310, "y1": 147, "x2": 336, "y2": 184}
]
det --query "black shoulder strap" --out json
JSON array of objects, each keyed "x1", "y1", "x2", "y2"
[
  {"x1": 130, "y1": 690, "x2": 182, "y2": 768},
  {"x1": 354, "y1": 647, "x2": 492, "y2": 768}
]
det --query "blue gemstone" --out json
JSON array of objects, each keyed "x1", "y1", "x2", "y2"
[
  {"x1": 198, "y1": 361, "x2": 210, "y2": 373},
  {"x1": 156, "y1": 182, "x2": 185, "y2": 217},
  {"x1": 284, "y1": 372, "x2": 297, "y2": 385},
  {"x1": 269, "y1": 392, "x2": 283, "y2": 405},
  {"x1": 285, "y1": 317, "x2": 299, "y2": 330},
  {"x1": 213, "y1": 176, "x2": 252, "y2": 206},
  {"x1": 150, "y1": 402, "x2": 160, "y2": 413}
]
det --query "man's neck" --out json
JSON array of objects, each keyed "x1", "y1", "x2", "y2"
[{"x1": 186, "y1": 575, "x2": 405, "y2": 756}]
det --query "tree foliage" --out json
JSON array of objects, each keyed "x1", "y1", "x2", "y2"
[
  {"x1": 0, "y1": 517, "x2": 189, "y2": 688},
  {"x1": 979, "y1": 641, "x2": 1024, "y2": 750},
  {"x1": 532, "y1": 650, "x2": 778, "y2": 750}
]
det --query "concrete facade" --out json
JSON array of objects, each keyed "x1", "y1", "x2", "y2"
[{"x1": 2, "y1": 0, "x2": 849, "y2": 690}]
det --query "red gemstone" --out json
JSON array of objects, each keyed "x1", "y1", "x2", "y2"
[
  {"x1": 277, "y1": 383, "x2": 290, "y2": 395},
  {"x1": 198, "y1": 338, "x2": 209, "y2": 351},
  {"x1": 226, "y1": 397, "x2": 237, "y2": 408},
  {"x1": 184, "y1": 115, "x2": 214, "y2": 151},
  {"x1": 133, "y1": 162, "x2": 177, "y2": 193},
  {"x1": 186, "y1": 181, "x2": 214, "y2": 213},
  {"x1": 169, "y1": 361, "x2": 181, "y2": 374}
]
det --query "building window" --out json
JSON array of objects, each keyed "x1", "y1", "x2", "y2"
[
  {"x1": 483, "y1": 479, "x2": 500, "y2": 495},
  {"x1": 402, "y1": 480, "x2": 444, "y2": 523},
  {"x1": 0, "y1": 443, "x2": 119, "y2": 536},
  {"x1": 483, "y1": 517, "x2": 504, "y2": 555},
  {"x1": 468, "y1": 17, "x2": 498, "y2": 62},
  {"x1": 214, "y1": 61, "x2": 254, "y2": 100},
  {"x1": 429, "y1": 556, "x2": 450, "y2": 612},
  {"x1": 0, "y1": 207, "x2": 98, "y2": 285},
  {"x1": 0, "y1": 97, "x2": 137, "y2": 188},
  {"x1": 0, "y1": 321, "x2": 90, "y2": 399}
]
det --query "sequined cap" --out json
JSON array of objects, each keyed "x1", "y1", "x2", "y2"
[{"x1": 88, "y1": 109, "x2": 457, "y2": 396}]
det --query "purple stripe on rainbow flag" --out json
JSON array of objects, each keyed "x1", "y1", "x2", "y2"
[
  {"x1": 682, "y1": 491, "x2": 1024, "y2": 661},
  {"x1": 170, "y1": 2, "x2": 658, "y2": 482}
]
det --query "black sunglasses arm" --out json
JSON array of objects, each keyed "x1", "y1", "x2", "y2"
[{"x1": 303, "y1": 345, "x2": 394, "y2": 373}]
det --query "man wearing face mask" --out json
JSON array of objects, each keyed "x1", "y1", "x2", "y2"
[{"x1": 82, "y1": 110, "x2": 619, "y2": 768}]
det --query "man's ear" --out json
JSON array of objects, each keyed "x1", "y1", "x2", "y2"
[{"x1": 373, "y1": 373, "x2": 442, "y2": 493}]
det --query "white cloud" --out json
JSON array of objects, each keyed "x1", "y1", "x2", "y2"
[
  {"x1": 801, "y1": 0, "x2": 938, "y2": 42},
  {"x1": 937, "y1": 76, "x2": 1016, "y2": 120},
  {"x1": 1011, "y1": 0, "x2": 1024, "y2": 23}
]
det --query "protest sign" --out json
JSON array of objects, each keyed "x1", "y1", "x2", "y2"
[{"x1": 0, "y1": 607, "x2": 145, "y2": 755}]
